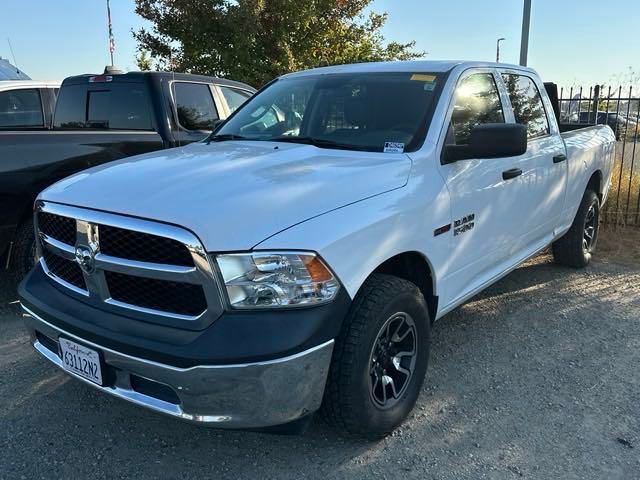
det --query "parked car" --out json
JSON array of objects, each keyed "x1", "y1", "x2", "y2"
[
  {"x1": 0, "y1": 80, "x2": 60, "y2": 129},
  {"x1": 1, "y1": 71, "x2": 255, "y2": 283},
  {"x1": 19, "y1": 61, "x2": 615, "y2": 437},
  {"x1": 569, "y1": 110, "x2": 627, "y2": 139}
]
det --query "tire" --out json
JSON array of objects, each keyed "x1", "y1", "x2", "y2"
[
  {"x1": 322, "y1": 273, "x2": 431, "y2": 438},
  {"x1": 552, "y1": 189, "x2": 600, "y2": 268},
  {"x1": 10, "y1": 218, "x2": 37, "y2": 285}
]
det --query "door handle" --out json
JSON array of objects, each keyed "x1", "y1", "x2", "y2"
[
  {"x1": 502, "y1": 168, "x2": 523, "y2": 181},
  {"x1": 553, "y1": 154, "x2": 567, "y2": 163}
]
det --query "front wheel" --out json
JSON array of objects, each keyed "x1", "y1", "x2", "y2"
[
  {"x1": 321, "y1": 274, "x2": 431, "y2": 438},
  {"x1": 552, "y1": 189, "x2": 600, "y2": 268}
]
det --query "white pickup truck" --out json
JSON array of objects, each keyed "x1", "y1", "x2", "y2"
[{"x1": 20, "y1": 61, "x2": 615, "y2": 437}]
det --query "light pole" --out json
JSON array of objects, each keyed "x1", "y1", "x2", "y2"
[
  {"x1": 496, "y1": 38, "x2": 505, "y2": 63},
  {"x1": 520, "y1": 0, "x2": 532, "y2": 66}
]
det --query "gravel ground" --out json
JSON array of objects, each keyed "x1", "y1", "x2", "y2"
[{"x1": 1, "y1": 253, "x2": 639, "y2": 480}]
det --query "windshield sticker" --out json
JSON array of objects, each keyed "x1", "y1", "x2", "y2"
[
  {"x1": 384, "y1": 142, "x2": 405, "y2": 153},
  {"x1": 410, "y1": 74, "x2": 436, "y2": 82}
]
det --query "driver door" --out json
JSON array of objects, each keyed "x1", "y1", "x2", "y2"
[{"x1": 438, "y1": 70, "x2": 526, "y2": 308}]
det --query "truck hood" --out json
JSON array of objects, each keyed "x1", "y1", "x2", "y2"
[{"x1": 41, "y1": 141, "x2": 411, "y2": 251}]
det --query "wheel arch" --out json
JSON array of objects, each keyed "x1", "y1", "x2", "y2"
[
  {"x1": 586, "y1": 169, "x2": 603, "y2": 201},
  {"x1": 366, "y1": 251, "x2": 438, "y2": 322}
]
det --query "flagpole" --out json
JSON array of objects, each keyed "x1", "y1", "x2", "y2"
[{"x1": 107, "y1": 0, "x2": 114, "y2": 66}]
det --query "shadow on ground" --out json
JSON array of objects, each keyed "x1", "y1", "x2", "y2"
[{"x1": 1, "y1": 254, "x2": 639, "y2": 479}]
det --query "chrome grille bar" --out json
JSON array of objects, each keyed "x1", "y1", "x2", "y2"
[{"x1": 41, "y1": 235, "x2": 76, "y2": 260}]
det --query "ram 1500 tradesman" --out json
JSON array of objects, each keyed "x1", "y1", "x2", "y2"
[{"x1": 19, "y1": 61, "x2": 615, "y2": 437}]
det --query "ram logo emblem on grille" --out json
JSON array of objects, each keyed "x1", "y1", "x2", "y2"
[{"x1": 74, "y1": 245, "x2": 96, "y2": 274}]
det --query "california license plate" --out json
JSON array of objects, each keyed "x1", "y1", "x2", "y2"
[{"x1": 59, "y1": 338, "x2": 103, "y2": 385}]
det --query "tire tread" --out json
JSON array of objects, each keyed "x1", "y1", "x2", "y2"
[
  {"x1": 552, "y1": 189, "x2": 599, "y2": 268},
  {"x1": 321, "y1": 273, "x2": 426, "y2": 437}
]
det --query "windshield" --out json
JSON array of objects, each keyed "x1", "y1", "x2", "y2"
[{"x1": 213, "y1": 72, "x2": 442, "y2": 152}]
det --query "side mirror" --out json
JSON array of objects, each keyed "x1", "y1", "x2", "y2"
[{"x1": 444, "y1": 123, "x2": 527, "y2": 163}]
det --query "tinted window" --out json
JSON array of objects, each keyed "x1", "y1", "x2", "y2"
[
  {"x1": 54, "y1": 83, "x2": 153, "y2": 130},
  {"x1": 449, "y1": 73, "x2": 504, "y2": 145},
  {"x1": 87, "y1": 91, "x2": 110, "y2": 128},
  {"x1": 220, "y1": 86, "x2": 251, "y2": 113},
  {"x1": 0, "y1": 88, "x2": 43, "y2": 127},
  {"x1": 216, "y1": 72, "x2": 442, "y2": 152},
  {"x1": 502, "y1": 74, "x2": 549, "y2": 138},
  {"x1": 173, "y1": 82, "x2": 218, "y2": 130}
]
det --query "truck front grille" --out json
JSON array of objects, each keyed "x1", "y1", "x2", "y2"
[
  {"x1": 105, "y1": 271, "x2": 207, "y2": 316},
  {"x1": 42, "y1": 249, "x2": 86, "y2": 291},
  {"x1": 98, "y1": 224, "x2": 194, "y2": 267},
  {"x1": 35, "y1": 202, "x2": 221, "y2": 323},
  {"x1": 38, "y1": 212, "x2": 76, "y2": 245}
]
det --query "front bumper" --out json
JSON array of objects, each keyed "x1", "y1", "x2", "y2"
[{"x1": 22, "y1": 305, "x2": 334, "y2": 428}]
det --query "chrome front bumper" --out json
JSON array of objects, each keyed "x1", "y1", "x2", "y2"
[{"x1": 22, "y1": 305, "x2": 334, "y2": 428}]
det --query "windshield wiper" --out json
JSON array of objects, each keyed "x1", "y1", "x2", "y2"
[
  {"x1": 206, "y1": 133, "x2": 249, "y2": 144},
  {"x1": 270, "y1": 136, "x2": 376, "y2": 152}
]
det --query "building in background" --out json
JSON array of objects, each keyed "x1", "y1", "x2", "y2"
[{"x1": 0, "y1": 58, "x2": 30, "y2": 80}]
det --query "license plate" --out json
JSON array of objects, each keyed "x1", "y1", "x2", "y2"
[{"x1": 59, "y1": 338, "x2": 103, "y2": 385}]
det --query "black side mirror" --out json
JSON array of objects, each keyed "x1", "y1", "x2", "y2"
[{"x1": 444, "y1": 123, "x2": 527, "y2": 163}]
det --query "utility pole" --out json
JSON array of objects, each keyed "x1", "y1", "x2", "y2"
[
  {"x1": 519, "y1": 0, "x2": 532, "y2": 66},
  {"x1": 496, "y1": 38, "x2": 505, "y2": 63}
]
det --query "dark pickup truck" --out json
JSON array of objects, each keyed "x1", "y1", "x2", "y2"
[{"x1": 1, "y1": 71, "x2": 255, "y2": 282}]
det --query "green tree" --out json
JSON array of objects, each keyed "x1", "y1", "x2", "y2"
[
  {"x1": 135, "y1": 50, "x2": 152, "y2": 71},
  {"x1": 133, "y1": 0, "x2": 424, "y2": 86}
]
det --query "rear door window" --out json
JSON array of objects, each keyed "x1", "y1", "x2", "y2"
[
  {"x1": 173, "y1": 82, "x2": 218, "y2": 130},
  {"x1": 501, "y1": 73, "x2": 550, "y2": 138},
  {"x1": 220, "y1": 86, "x2": 252, "y2": 114},
  {"x1": 54, "y1": 83, "x2": 153, "y2": 130},
  {"x1": 0, "y1": 88, "x2": 44, "y2": 128}
]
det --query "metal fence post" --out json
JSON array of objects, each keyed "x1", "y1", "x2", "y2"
[{"x1": 591, "y1": 85, "x2": 600, "y2": 124}]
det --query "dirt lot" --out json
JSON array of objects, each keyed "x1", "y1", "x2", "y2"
[{"x1": 1, "y1": 249, "x2": 639, "y2": 480}]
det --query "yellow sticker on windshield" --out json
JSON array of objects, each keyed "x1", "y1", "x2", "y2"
[{"x1": 410, "y1": 74, "x2": 436, "y2": 82}]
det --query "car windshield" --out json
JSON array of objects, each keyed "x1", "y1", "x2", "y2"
[{"x1": 213, "y1": 72, "x2": 442, "y2": 152}]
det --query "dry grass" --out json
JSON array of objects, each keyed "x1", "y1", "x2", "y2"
[
  {"x1": 601, "y1": 161, "x2": 640, "y2": 226},
  {"x1": 596, "y1": 224, "x2": 640, "y2": 265}
]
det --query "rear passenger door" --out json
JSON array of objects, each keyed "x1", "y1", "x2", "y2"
[{"x1": 498, "y1": 71, "x2": 567, "y2": 251}]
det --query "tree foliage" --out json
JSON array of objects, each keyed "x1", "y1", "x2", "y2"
[
  {"x1": 136, "y1": 50, "x2": 152, "y2": 71},
  {"x1": 133, "y1": 0, "x2": 424, "y2": 86}
]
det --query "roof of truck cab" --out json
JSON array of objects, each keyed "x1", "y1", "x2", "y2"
[
  {"x1": 61, "y1": 71, "x2": 255, "y2": 91},
  {"x1": 281, "y1": 60, "x2": 537, "y2": 78},
  {"x1": 0, "y1": 80, "x2": 61, "y2": 91}
]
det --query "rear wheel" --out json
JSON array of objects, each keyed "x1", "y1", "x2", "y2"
[
  {"x1": 552, "y1": 189, "x2": 600, "y2": 268},
  {"x1": 322, "y1": 274, "x2": 431, "y2": 438}
]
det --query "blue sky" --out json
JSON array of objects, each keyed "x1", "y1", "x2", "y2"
[{"x1": 0, "y1": 0, "x2": 638, "y2": 88}]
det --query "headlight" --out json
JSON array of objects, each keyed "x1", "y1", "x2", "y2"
[{"x1": 214, "y1": 252, "x2": 339, "y2": 309}]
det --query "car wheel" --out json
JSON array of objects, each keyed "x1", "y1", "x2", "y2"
[
  {"x1": 322, "y1": 274, "x2": 431, "y2": 438},
  {"x1": 552, "y1": 189, "x2": 600, "y2": 268}
]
